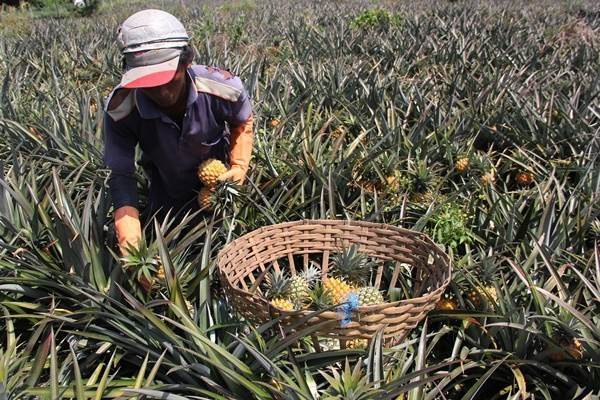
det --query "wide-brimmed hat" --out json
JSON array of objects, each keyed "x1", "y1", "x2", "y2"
[{"x1": 116, "y1": 9, "x2": 189, "y2": 89}]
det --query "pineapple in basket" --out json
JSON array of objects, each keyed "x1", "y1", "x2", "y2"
[
  {"x1": 288, "y1": 264, "x2": 320, "y2": 309},
  {"x1": 265, "y1": 270, "x2": 294, "y2": 311},
  {"x1": 357, "y1": 286, "x2": 385, "y2": 306},
  {"x1": 326, "y1": 245, "x2": 383, "y2": 306}
]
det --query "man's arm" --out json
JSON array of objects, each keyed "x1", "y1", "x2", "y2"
[
  {"x1": 218, "y1": 114, "x2": 254, "y2": 184},
  {"x1": 114, "y1": 205, "x2": 141, "y2": 253},
  {"x1": 103, "y1": 89, "x2": 141, "y2": 254}
]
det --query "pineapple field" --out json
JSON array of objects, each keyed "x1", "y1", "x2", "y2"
[{"x1": 1, "y1": 0, "x2": 599, "y2": 398}]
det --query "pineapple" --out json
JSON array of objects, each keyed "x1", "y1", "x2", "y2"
[
  {"x1": 288, "y1": 265, "x2": 320, "y2": 308},
  {"x1": 345, "y1": 338, "x2": 368, "y2": 349},
  {"x1": 467, "y1": 289, "x2": 481, "y2": 308},
  {"x1": 270, "y1": 298, "x2": 294, "y2": 311},
  {"x1": 385, "y1": 171, "x2": 411, "y2": 195},
  {"x1": 197, "y1": 187, "x2": 214, "y2": 210},
  {"x1": 325, "y1": 245, "x2": 373, "y2": 305},
  {"x1": 565, "y1": 338, "x2": 583, "y2": 360},
  {"x1": 467, "y1": 285, "x2": 498, "y2": 309},
  {"x1": 155, "y1": 262, "x2": 165, "y2": 281},
  {"x1": 515, "y1": 171, "x2": 533, "y2": 186},
  {"x1": 330, "y1": 245, "x2": 372, "y2": 286},
  {"x1": 549, "y1": 332, "x2": 584, "y2": 361},
  {"x1": 480, "y1": 171, "x2": 495, "y2": 186},
  {"x1": 357, "y1": 286, "x2": 384, "y2": 306},
  {"x1": 435, "y1": 297, "x2": 458, "y2": 311},
  {"x1": 197, "y1": 158, "x2": 227, "y2": 187},
  {"x1": 480, "y1": 285, "x2": 498, "y2": 302},
  {"x1": 455, "y1": 157, "x2": 470, "y2": 173},
  {"x1": 265, "y1": 270, "x2": 295, "y2": 311},
  {"x1": 323, "y1": 278, "x2": 354, "y2": 305}
]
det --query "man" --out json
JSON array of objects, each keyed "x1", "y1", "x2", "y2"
[{"x1": 104, "y1": 9, "x2": 253, "y2": 254}]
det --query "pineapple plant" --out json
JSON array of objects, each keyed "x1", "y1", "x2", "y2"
[
  {"x1": 408, "y1": 159, "x2": 439, "y2": 204},
  {"x1": 197, "y1": 158, "x2": 228, "y2": 187}
]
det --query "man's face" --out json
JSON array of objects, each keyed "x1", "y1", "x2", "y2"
[{"x1": 141, "y1": 64, "x2": 189, "y2": 108}]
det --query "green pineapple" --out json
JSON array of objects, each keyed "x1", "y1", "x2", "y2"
[
  {"x1": 288, "y1": 264, "x2": 320, "y2": 308},
  {"x1": 357, "y1": 286, "x2": 385, "y2": 306}
]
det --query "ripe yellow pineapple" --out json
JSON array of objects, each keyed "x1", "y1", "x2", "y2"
[
  {"x1": 455, "y1": 157, "x2": 470, "y2": 173},
  {"x1": 197, "y1": 158, "x2": 227, "y2": 187},
  {"x1": 197, "y1": 187, "x2": 214, "y2": 210},
  {"x1": 325, "y1": 244, "x2": 377, "y2": 305},
  {"x1": 155, "y1": 264, "x2": 165, "y2": 281},
  {"x1": 480, "y1": 285, "x2": 498, "y2": 303},
  {"x1": 480, "y1": 171, "x2": 495, "y2": 186},
  {"x1": 515, "y1": 171, "x2": 533, "y2": 186},
  {"x1": 345, "y1": 338, "x2": 368, "y2": 349},
  {"x1": 357, "y1": 286, "x2": 384, "y2": 306},
  {"x1": 435, "y1": 298, "x2": 458, "y2": 311},
  {"x1": 265, "y1": 270, "x2": 295, "y2": 311},
  {"x1": 270, "y1": 298, "x2": 294, "y2": 311},
  {"x1": 467, "y1": 285, "x2": 498, "y2": 308},
  {"x1": 323, "y1": 278, "x2": 354, "y2": 305},
  {"x1": 549, "y1": 335, "x2": 584, "y2": 361}
]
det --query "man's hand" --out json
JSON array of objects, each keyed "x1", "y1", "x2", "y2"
[
  {"x1": 114, "y1": 206, "x2": 142, "y2": 256},
  {"x1": 220, "y1": 115, "x2": 254, "y2": 184},
  {"x1": 217, "y1": 165, "x2": 246, "y2": 184}
]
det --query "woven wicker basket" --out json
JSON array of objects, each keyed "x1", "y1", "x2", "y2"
[{"x1": 217, "y1": 219, "x2": 451, "y2": 346}]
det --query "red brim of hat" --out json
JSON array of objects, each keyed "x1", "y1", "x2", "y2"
[{"x1": 120, "y1": 55, "x2": 180, "y2": 89}]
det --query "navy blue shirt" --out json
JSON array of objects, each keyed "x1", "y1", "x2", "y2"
[{"x1": 103, "y1": 65, "x2": 252, "y2": 215}]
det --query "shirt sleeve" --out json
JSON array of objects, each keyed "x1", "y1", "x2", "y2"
[
  {"x1": 221, "y1": 77, "x2": 253, "y2": 125},
  {"x1": 103, "y1": 113, "x2": 139, "y2": 210}
]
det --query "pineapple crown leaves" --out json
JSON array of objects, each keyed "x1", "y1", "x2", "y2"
[
  {"x1": 310, "y1": 283, "x2": 334, "y2": 309},
  {"x1": 296, "y1": 263, "x2": 321, "y2": 286},
  {"x1": 265, "y1": 269, "x2": 290, "y2": 300},
  {"x1": 330, "y1": 244, "x2": 373, "y2": 285}
]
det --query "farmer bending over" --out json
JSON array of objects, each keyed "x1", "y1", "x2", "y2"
[{"x1": 103, "y1": 9, "x2": 253, "y2": 254}]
